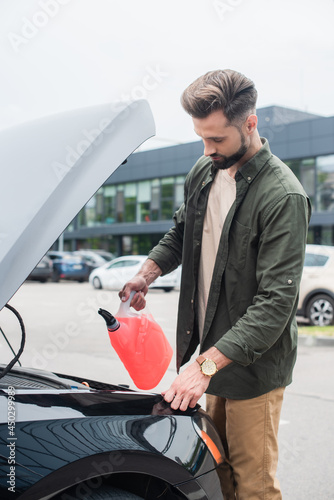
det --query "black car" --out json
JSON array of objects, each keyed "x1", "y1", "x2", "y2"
[
  {"x1": 26, "y1": 255, "x2": 53, "y2": 283},
  {"x1": 0, "y1": 365, "x2": 224, "y2": 499},
  {"x1": 0, "y1": 101, "x2": 224, "y2": 499}
]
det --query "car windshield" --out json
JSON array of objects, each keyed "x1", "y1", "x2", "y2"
[
  {"x1": 304, "y1": 253, "x2": 329, "y2": 267},
  {"x1": 107, "y1": 259, "x2": 141, "y2": 269}
]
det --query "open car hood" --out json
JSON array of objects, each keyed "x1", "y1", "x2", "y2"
[{"x1": 0, "y1": 100, "x2": 155, "y2": 311}]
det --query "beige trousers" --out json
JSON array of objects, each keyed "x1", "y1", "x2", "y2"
[{"x1": 206, "y1": 387, "x2": 285, "y2": 500}]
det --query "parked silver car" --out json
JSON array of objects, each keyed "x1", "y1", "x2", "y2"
[{"x1": 297, "y1": 244, "x2": 334, "y2": 326}]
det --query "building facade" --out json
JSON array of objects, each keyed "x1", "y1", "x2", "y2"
[{"x1": 62, "y1": 106, "x2": 334, "y2": 255}]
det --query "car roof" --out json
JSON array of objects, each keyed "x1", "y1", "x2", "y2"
[
  {"x1": 306, "y1": 244, "x2": 334, "y2": 256},
  {"x1": 0, "y1": 101, "x2": 155, "y2": 311},
  {"x1": 113, "y1": 255, "x2": 147, "y2": 260},
  {"x1": 108, "y1": 255, "x2": 147, "y2": 264}
]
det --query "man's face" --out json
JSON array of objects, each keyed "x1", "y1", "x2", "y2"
[{"x1": 192, "y1": 110, "x2": 249, "y2": 170}]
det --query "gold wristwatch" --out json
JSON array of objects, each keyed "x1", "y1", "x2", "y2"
[{"x1": 196, "y1": 355, "x2": 218, "y2": 377}]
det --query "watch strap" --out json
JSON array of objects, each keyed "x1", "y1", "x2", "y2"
[{"x1": 196, "y1": 355, "x2": 207, "y2": 366}]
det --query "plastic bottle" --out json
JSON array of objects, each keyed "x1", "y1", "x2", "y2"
[{"x1": 98, "y1": 293, "x2": 173, "y2": 390}]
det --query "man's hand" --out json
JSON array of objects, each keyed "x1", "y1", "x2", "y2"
[
  {"x1": 119, "y1": 276, "x2": 148, "y2": 311},
  {"x1": 118, "y1": 258, "x2": 163, "y2": 311},
  {"x1": 162, "y1": 362, "x2": 211, "y2": 412},
  {"x1": 162, "y1": 347, "x2": 232, "y2": 411}
]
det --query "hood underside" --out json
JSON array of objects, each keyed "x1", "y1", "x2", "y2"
[{"x1": 0, "y1": 100, "x2": 155, "y2": 311}]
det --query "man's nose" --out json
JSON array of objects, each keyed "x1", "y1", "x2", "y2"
[{"x1": 203, "y1": 140, "x2": 216, "y2": 157}]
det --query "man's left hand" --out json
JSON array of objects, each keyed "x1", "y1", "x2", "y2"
[
  {"x1": 162, "y1": 347, "x2": 232, "y2": 411},
  {"x1": 162, "y1": 362, "x2": 210, "y2": 411}
]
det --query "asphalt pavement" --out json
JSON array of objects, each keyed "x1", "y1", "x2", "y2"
[{"x1": 1, "y1": 282, "x2": 334, "y2": 499}]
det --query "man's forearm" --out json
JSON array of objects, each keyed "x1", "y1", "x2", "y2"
[{"x1": 137, "y1": 258, "x2": 162, "y2": 286}]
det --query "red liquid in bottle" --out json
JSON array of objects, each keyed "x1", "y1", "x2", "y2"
[{"x1": 108, "y1": 312, "x2": 172, "y2": 390}]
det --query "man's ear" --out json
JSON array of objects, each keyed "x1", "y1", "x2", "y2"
[{"x1": 245, "y1": 114, "x2": 258, "y2": 134}]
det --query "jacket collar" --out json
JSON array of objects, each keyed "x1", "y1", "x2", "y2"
[{"x1": 235, "y1": 137, "x2": 272, "y2": 184}]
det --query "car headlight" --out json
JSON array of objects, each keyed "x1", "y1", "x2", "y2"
[{"x1": 192, "y1": 408, "x2": 224, "y2": 465}]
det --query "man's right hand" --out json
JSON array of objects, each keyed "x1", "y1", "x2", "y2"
[
  {"x1": 119, "y1": 276, "x2": 148, "y2": 311},
  {"x1": 118, "y1": 258, "x2": 163, "y2": 311}
]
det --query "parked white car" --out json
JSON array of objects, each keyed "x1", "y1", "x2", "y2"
[
  {"x1": 89, "y1": 255, "x2": 181, "y2": 292},
  {"x1": 297, "y1": 244, "x2": 334, "y2": 326}
]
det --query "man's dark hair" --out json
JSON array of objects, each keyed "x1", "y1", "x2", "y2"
[{"x1": 181, "y1": 69, "x2": 258, "y2": 124}]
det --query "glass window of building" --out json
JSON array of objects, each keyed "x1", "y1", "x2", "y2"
[
  {"x1": 84, "y1": 194, "x2": 97, "y2": 227},
  {"x1": 124, "y1": 183, "x2": 137, "y2": 222},
  {"x1": 307, "y1": 224, "x2": 334, "y2": 246},
  {"x1": 95, "y1": 188, "x2": 104, "y2": 224},
  {"x1": 321, "y1": 226, "x2": 334, "y2": 245},
  {"x1": 116, "y1": 185, "x2": 124, "y2": 222},
  {"x1": 78, "y1": 189, "x2": 104, "y2": 227},
  {"x1": 78, "y1": 207, "x2": 85, "y2": 227},
  {"x1": 286, "y1": 158, "x2": 315, "y2": 208},
  {"x1": 300, "y1": 158, "x2": 315, "y2": 207},
  {"x1": 104, "y1": 185, "x2": 116, "y2": 224},
  {"x1": 175, "y1": 175, "x2": 185, "y2": 210},
  {"x1": 137, "y1": 180, "x2": 151, "y2": 222},
  {"x1": 151, "y1": 179, "x2": 160, "y2": 221},
  {"x1": 161, "y1": 177, "x2": 174, "y2": 220},
  {"x1": 316, "y1": 155, "x2": 334, "y2": 212}
]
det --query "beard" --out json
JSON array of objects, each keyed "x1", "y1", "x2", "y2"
[{"x1": 211, "y1": 133, "x2": 248, "y2": 170}]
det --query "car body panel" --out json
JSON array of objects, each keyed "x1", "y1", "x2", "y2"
[
  {"x1": 298, "y1": 244, "x2": 334, "y2": 319},
  {"x1": 89, "y1": 255, "x2": 181, "y2": 291},
  {"x1": 14, "y1": 452, "x2": 222, "y2": 500},
  {"x1": 0, "y1": 100, "x2": 155, "y2": 311},
  {"x1": 0, "y1": 367, "x2": 223, "y2": 499}
]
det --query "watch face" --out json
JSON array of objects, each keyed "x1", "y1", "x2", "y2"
[{"x1": 201, "y1": 359, "x2": 217, "y2": 376}]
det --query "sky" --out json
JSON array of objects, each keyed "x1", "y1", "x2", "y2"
[{"x1": 0, "y1": 0, "x2": 333, "y2": 150}]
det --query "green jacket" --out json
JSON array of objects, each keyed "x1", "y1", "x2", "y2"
[{"x1": 149, "y1": 139, "x2": 311, "y2": 399}]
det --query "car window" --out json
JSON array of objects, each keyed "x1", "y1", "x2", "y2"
[
  {"x1": 122, "y1": 260, "x2": 141, "y2": 267},
  {"x1": 304, "y1": 253, "x2": 329, "y2": 267},
  {"x1": 107, "y1": 261, "x2": 124, "y2": 269},
  {"x1": 107, "y1": 259, "x2": 141, "y2": 269},
  {"x1": 82, "y1": 255, "x2": 93, "y2": 262}
]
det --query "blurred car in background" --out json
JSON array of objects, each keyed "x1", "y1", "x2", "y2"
[
  {"x1": 26, "y1": 255, "x2": 53, "y2": 283},
  {"x1": 89, "y1": 255, "x2": 181, "y2": 292},
  {"x1": 47, "y1": 251, "x2": 90, "y2": 282},
  {"x1": 84, "y1": 248, "x2": 115, "y2": 262},
  {"x1": 73, "y1": 250, "x2": 108, "y2": 274},
  {"x1": 298, "y1": 244, "x2": 334, "y2": 326}
]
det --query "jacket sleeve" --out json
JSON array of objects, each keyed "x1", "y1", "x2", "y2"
[
  {"x1": 215, "y1": 193, "x2": 311, "y2": 366},
  {"x1": 148, "y1": 177, "x2": 189, "y2": 276}
]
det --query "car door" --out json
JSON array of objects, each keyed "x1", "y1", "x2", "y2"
[{"x1": 104, "y1": 259, "x2": 142, "y2": 290}]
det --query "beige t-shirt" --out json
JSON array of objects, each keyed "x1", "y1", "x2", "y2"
[{"x1": 198, "y1": 169, "x2": 236, "y2": 341}]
